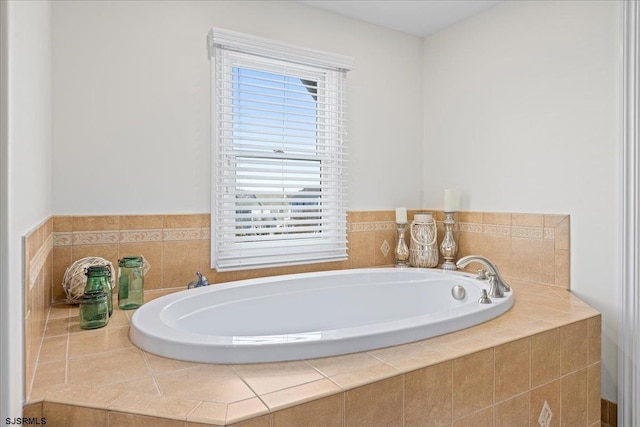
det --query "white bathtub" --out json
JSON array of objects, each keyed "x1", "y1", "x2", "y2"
[{"x1": 130, "y1": 268, "x2": 514, "y2": 363}]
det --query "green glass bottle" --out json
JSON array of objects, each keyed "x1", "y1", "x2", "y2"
[
  {"x1": 79, "y1": 291, "x2": 109, "y2": 329},
  {"x1": 84, "y1": 265, "x2": 113, "y2": 316},
  {"x1": 118, "y1": 256, "x2": 144, "y2": 310}
]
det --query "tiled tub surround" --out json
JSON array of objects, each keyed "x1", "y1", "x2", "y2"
[
  {"x1": 25, "y1": 282, "x2": 600, "y2": 426},
  {"x1": 49, "y1": 211, "x2": 570, "y2": 303},
  {"x1": 21, "y1": 210, "x2": 580, "y2": 424}
]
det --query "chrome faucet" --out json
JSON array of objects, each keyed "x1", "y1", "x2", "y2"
[
  {"x1": 187, "y1": 272, "x2": 210, "y2": 289},
  {"x1": 456, "y1": 255, "x2": 511, "y2": 298}
]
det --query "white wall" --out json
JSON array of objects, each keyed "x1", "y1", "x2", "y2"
[
  {"x1": 51, "y1": 0, "x2": 424, "y2": 214},
  {"x1": 422, "y1": 1, "x2": 620, "y2": 400},
  {"x1": 46, "y1": 0, "x2": 623, "y2": 405},
  {"x1": 1, "y1": 0, "x2": 52, "y2": 418}
]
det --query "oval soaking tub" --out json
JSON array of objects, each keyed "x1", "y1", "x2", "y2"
[{"x1": 130, "y1": 268, "x2": 514, "y2": 363}]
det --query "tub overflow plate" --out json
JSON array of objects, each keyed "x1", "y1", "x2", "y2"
[{"x1": 451, "y1": 285, "x2": 466, "y2": 300}]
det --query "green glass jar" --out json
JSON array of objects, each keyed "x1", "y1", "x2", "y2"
[
  {"x1": 84, "y1": 265, "x2": 113, "y2": 316},
  {"x1": 79, "y1": 291, "x2": 109, "y2": 329},
  {"x1": 118, "y1": 256, "x2": 144, "y2": 310}
]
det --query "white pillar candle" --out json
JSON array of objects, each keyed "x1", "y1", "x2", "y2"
[
  {"x1": 444, "y1": 189, "x2": 459, "y2": 212},
  {"x1": 395, "y1": 207, "x2": 407, "y2": 224},
  {"x1": 414, "y1": 213, "x2": 432, "y2": 223}
]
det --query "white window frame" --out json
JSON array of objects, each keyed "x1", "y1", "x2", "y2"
[{"x1": 208, "y1": 28, "x2": 353, "y2": 271}]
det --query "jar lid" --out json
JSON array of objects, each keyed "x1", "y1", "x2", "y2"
[
  {"x1": 119, "y1": 256, "x2": 143, "y2": 267},
  {"x1": 81, "y1": 291, "x2": 108, "y2": 301},
  {"x1": 85, "y1": 265, "x2": 110, "y2": 276},
  {"x1": 414, "y1": 213, "x2": 433, "y2": 223}
]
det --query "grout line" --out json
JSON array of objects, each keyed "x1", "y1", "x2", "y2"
[
  {"x1": 64, "y1": 325, "x2": 70, "y2": 386},
  {"x1": 401, "y1": 373, "x2": 405, "y2": 426},
  {"x1": 160, "y1": 233, "x2": 164, "y2": 288},
  {"x1": 27, "y1": 306, "x2": 51, "y2": 401},
  {"x1": 139, "y1": 349, "x2": 163, "y2": 397},
  {"x1": 303, "y1": 359, "x2": 330, "y2": 379},
  {"x1": 228, "y1": 365, "x2": 269, "y2": 410},
  {"x1": 451, "y1": 358, "x2": 454, "y2": 423},
  {"x1": 559, "y1": 368, "x2": 563, "y2": 426},
  {"x1": 493, "y1": 347, "x2": 496, "y2": 426},
  {"x1": 342, "y1": 390, "x2": 346, "y2": 427},
  {"x1": 528, "y1": 335, "x2": 532, "y2": 398},
  {"x1": 66, "y1": 344, "x2": 141, "y2": 362},
  {"x1": 184, "y1": 400, "x2": 206, "y2": 424},
  {"x1": 325, "y1": 375, "x2": 344, "y2": 391}
]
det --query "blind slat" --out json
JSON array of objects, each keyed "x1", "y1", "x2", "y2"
[
  {"x1": 219, "y1": 149, "x2": 346, "y2": 161},
  {"x1": 225, "y1": 197, "x2": 347, "y2": 205},
  {"x1": 217, "y1": 114, "x2": 347, "y2": 130}
]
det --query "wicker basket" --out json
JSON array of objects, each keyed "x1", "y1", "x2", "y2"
[{"x1": 62, "y1": 257, "x2": 116, "y2": 304}]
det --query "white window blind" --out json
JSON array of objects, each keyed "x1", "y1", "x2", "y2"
[{"x1": 208, "y1": 29, "x2": 353, "y2": 271}]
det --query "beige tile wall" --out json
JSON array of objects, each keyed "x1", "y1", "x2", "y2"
[
  {"x1": 448, "y1": 211, "x2": 570, "y2": 288},
  {"x1": 348, "y1": 210, "x2": 571, "y2": 288},
  {"x1": 23, "y1": 217, "x2": 53, "y2": 400},
  {"x1": 52, "y1": 214, "x2": 213, "y2": 301},
  {"x1": 50, "y1": 210, "x2": 570, "y2": 303},
  {"x1": 24, "y1": 211, "x2": 570, "y2": 402},
  {"x1": 25, "y1": 209, "x2": 570, "y2": 403}
]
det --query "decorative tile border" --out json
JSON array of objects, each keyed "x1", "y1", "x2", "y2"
[
  {"x1": 53, "y1": 233, "x2": 72, "y2": 246},
  {"x1": 348, "y1": 222, "x2": 398, "y2": 233},
  {"x1": 163, "y1": 228, "x2": 204, "y2": 241},
  {"x1": 119, "y1": 229, "x2": 163, "y2": 243},
  {"x1": 455, "y1": 223, "x2": 549, "y2": 240},
  {"x1": 482, "y1": 224, "x2": 512, "y2": 236},
  {"x1": 544, "y1": 228, "x2": 555, "y2": 240},
  {"x1": 53, "y1": 228, "x2": 209, "y2": 246},
  {"x1": 73, "y1": 231, "x2": 120, "y2": 245},
  {"x1": 509, "y1": 226, "x2": 544, "y2": 239},
  {"x1": 458, "y1": 223, "x2": 483, "y2": 233}
]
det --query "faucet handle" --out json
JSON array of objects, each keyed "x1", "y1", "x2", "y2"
[
  {"x1": 478, "y1": 289, "x2": 492, "y2": 304},
  {"x1": 476, "y1": 269, "x2": 488, "y2": 280},
  {"x1": 486, "y1": 273, "x2": 505, "y2": 298}
]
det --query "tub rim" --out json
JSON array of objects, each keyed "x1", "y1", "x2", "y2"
[{"x1": 130, "y1": 267, "x2": 514, "y2": 363}]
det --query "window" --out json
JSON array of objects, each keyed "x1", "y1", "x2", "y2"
[{"x1": 208, "y1": 29, "x2": 353, "y2": 271}]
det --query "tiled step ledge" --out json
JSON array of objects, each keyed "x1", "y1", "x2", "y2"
[{"x1": 25, "y1": 279, "x2": 600, "y2": 426}]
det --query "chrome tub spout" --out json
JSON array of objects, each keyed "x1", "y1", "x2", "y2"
[{"x1": 456, "y1": 255, "x2": 511, "y2": 298}]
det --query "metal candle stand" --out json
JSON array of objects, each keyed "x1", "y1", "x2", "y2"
[
  {"x1": 395, "y1": 223, "x2": 409, "y2": 267},
  {"x1": 440, "y1": 211, "x2": 458, "y2": 270}
]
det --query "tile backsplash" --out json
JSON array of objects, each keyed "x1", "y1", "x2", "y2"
[
  {"x1": 23, "y1": 217, "x2": 53, "y2": 398},
  {"x1": 48, "y1": 210, "x2": 570, "y2": 301},
  {"x1": 24, "y1": 209, "x2": 570, "y2": 399},
  {"x1": 444, "y1": 211, "x2": 570, "y2": 287}
]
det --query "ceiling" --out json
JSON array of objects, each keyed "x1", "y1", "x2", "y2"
[{"x1": 299, "y1": 0, "x2": 501, "y2": 38}]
